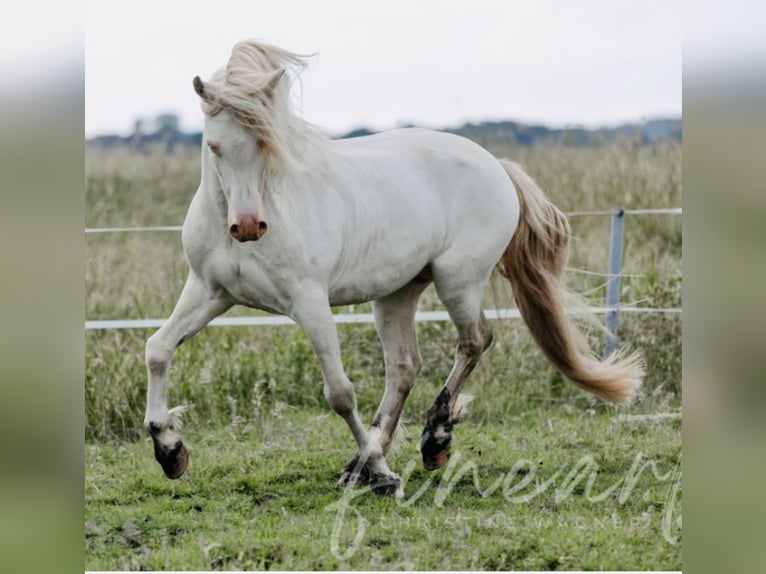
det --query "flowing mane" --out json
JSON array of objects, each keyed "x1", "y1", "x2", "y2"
[{"x1": 201, "y1": 40, "x2": 327, "y2": 178}]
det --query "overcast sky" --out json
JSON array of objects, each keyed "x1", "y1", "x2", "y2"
[{"x1": 85, "y1": 0, "x2": 681, "y2": 138}]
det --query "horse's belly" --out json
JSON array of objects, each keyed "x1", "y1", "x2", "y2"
[
  {"x1": 327, "y1": 283, "x2": 401, "y2": 306},
  {"x1": 328, "y1": 258, "x2": 429, "y2": 305}
]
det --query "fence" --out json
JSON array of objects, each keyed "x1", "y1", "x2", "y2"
[{"x1": 85, "y1": 207, "x2": 682, "y2": 356}]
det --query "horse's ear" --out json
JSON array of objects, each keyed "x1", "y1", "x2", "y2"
[
  {"x1": 262, "y1": 68, "x2": 285, "y2": 99},
  {"x1": 193, "y1": 76, "x2": 218, "y2": 103}
]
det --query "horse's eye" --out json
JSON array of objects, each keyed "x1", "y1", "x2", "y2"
[{"x1": 208, "y1": 142, "x2": 221, "y2": 156}]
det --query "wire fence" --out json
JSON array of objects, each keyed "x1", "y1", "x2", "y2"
[
  {"x1": 83, "y1": 207, "x2": 682, "y2": 234},
  {"x1": 85, "y1": 305, "x2": 682, "y2": 331},
  {"x1": 85, "y1": 207, "x2": 683, "y2": 355}
]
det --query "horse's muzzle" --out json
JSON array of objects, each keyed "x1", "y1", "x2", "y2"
[{"x1": 229, "y1": 219, "x2": 268, "y2": 242}]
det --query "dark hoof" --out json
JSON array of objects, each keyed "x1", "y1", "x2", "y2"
[
  {"x1": 338, "y1": 455, "x2": 401, "y2": 496},
  {"x1": 338, "y1": 454, "x2": 371, "y2": 487},
  {"x1": 370, "y1": 473, "x2": 401, "y2": 497},
  {"x1": 420, "y1": 425, "x2": 453, "y2": 471},
  {"x1": 422, "y1": 447, "x2": 452, "y2": 471},
  {"x1": 153, "y1": 438, "x2": 188, "y2": 479}
]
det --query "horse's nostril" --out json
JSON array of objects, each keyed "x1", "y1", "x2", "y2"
[
  {"x1": 258, "y1": 221, "x2": 268, "y2": 233},
  {"x1": 229, "y1": 224, "x2": 239, "y2": 236}
]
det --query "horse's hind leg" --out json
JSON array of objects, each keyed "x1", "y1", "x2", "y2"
[
  {"x1": 340, "y1": 278, "x2": 431, "y2": 489},
  {"x1": 421, "y1": 276, "x2": 493, "y2": 470}
]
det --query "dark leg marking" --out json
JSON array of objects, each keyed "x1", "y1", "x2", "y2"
[{"x1": 420, "y1": 388, "x2": 455, "y2": 470}]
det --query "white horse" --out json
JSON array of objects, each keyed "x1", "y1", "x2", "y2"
[{"x1": 144, "y1": 40, "x2": 643, "y2": 495}]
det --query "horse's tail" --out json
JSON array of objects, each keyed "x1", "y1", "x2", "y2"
[{"x1": 496, "y1": 159, "x2": 643, "y2": 404}]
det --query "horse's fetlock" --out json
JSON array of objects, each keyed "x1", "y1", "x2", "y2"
[
  {"x1": 146, "y1": 421, "x2": 162, "y2": 435},
  {"x1": 144, "y1": 411, "x2": 169, "y2": 434},
  {"x1": 425, "y1": 399, "x2": 452, "y2": 429}
]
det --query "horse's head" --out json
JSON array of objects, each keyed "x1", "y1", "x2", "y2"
[{"x1": 193, "y1": 70, "x2": 284, "y2": 242}]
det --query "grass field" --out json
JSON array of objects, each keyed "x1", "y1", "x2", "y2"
[{"x1": 85, "y1": 137, "x2": 681, "y2": 570}]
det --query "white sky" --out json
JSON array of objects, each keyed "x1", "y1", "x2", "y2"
[{"x1": 85, "y1": 0, "x2": 682, "y2": 138}]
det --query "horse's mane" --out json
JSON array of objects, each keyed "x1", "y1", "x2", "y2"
[{"x1": 202, "y1": 40, "x2": 327, "y2": 179}]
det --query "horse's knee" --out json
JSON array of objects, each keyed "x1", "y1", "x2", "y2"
[
  {"x1": 145, "y1": 334, "x2": 172, "y2": 376},
  {"x1": 324, "y1": 377, "x2": 356, "y2": 417}
]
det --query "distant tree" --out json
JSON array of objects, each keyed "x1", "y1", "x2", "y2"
[
  {"x1": 133, "y1": 118, "x2": 145, "y2": 136},
  {"x1": 156, "y1": 113, "x2": 180, "y2": 133}
]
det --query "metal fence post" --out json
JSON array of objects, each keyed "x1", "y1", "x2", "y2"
[{"x1": 603, "y1": 207, "x2": 625, "y2": 357}]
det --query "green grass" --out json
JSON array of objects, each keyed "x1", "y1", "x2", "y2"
[
  {"x1": 86, "y1": 409, "x2": 681, "y2": 571},
  {"x1": 85, "y1": 138, "x2": 682, "y2": 570}
]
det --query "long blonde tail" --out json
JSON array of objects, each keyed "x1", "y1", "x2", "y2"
[{"x1": 496, "y1": 159, "x2": 643, "y2": 404}]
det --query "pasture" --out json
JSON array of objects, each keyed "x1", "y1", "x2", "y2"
[{"x1": 85, "y1": 137, "x2": 681, "y2": 570}]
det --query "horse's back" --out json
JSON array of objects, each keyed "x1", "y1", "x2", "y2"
[
  {"x1": 335, "y1": 128, "x2": 505, "y2": 174},
  {"x1": 328, "y1": 128, "x2": 520, "y2": 292},
  {"x1": 332, "y1": 128, "x2": 518, "y2": 216}
]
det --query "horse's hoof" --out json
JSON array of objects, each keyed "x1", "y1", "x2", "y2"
[
  {"x1": 338, "y1": 469, "x2": 367, "y2": 488},
  {"x1": 369, "y1": 473, "x2": 402, "y2": 497},
  {"x1": 422, "y1": 447, "x2": 451, "y2": 471},
  {"x1": 420, "y1": 425, "x2": 453, "y2": 471},
  {"x1": 338, "y1": 455, "x2": 371, "y2": 487},
  {"x1": 153, "y1": 437, "x2": 188, "y2": 479}
]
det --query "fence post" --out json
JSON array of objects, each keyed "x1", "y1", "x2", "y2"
[{"x1": 603, "y1": 207, "x2": 625, "y2": 357}]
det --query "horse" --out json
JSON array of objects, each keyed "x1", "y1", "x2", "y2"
[{"x1": 143, "y1": 40, "x2": 643, "y2": 496}]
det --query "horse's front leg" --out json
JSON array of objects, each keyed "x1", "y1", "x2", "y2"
[
  {"x1": 144, "y1": 273, "x2": 230, "y2": 479},
  {"x1": 292, "y1": 293, "x2": 402, "y2": 496}
]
